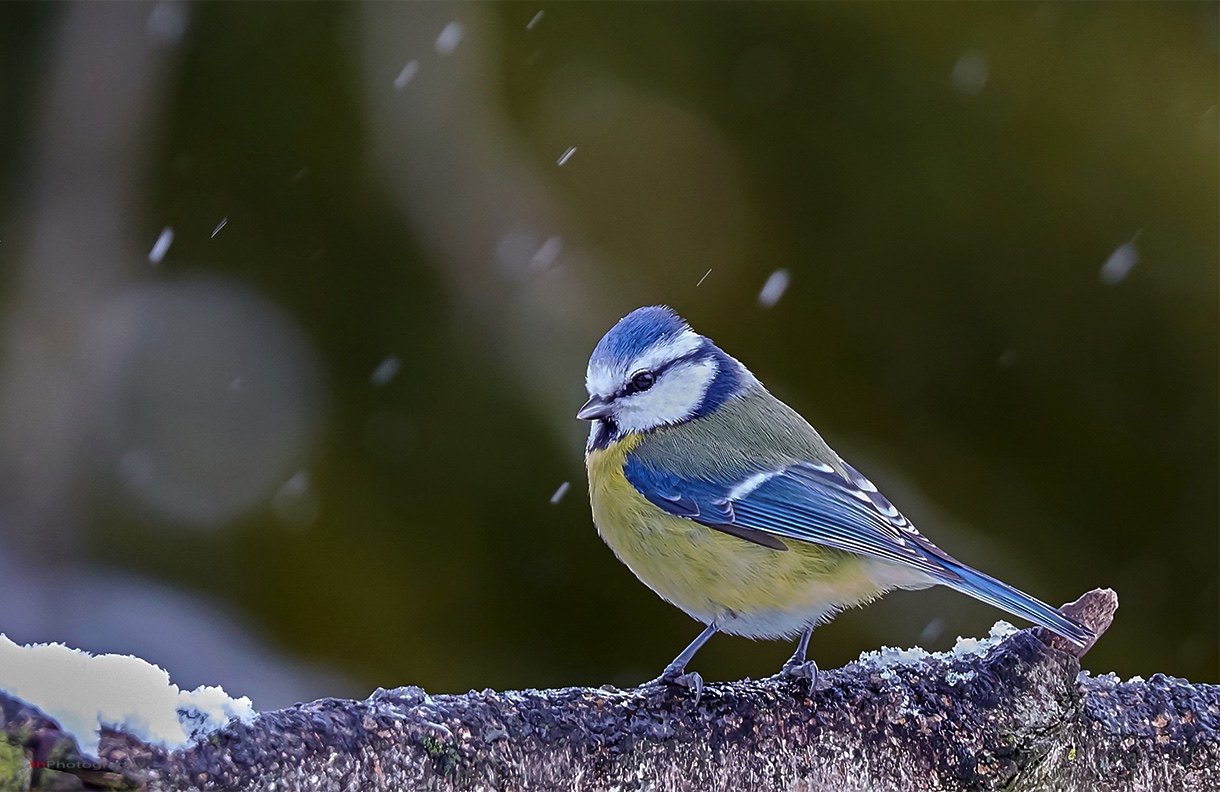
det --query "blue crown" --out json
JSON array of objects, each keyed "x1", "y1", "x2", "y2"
[{"x1": 592, "y1": 306, "x2": 690, "y2": 366}]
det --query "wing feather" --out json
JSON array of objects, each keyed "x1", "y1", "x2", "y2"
[
  {"x1": 624, "y1": 457, "x2": 953, "y2": 578},
  {"x1": 623, "y1": 454, "x2": 1093, "y2": 645}
]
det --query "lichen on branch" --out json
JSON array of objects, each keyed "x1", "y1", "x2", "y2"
[{"x1": 3, "y1": 589, "x2": 1219, "y2": 792}]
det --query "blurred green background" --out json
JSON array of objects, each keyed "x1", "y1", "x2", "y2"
[{"x1": 0, "y1": 2, "x2": 1215, "y2": 708}]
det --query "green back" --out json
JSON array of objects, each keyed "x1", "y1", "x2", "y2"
[{"x1": 629, "y1": 385, "x2": 847, "y2": 481}]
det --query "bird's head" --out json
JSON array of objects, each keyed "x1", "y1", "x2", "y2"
[{"x1": 578, "y1": 306, "x2": 754, "y2": 446}]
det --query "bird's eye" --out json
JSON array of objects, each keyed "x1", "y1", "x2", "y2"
[{"x1": 630, "y1": 371, "x2": 655, "y2": 392}]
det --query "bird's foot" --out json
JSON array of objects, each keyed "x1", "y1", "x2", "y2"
[
  {"x1": 650, "y1": 664, "x2": 705, "y2": 705},
  {"x1": 778, "y1": 658, "x2": 818, "y2": 686}
]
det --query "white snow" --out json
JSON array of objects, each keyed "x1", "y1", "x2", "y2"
[
  {"x1": 918, "y1": 617, "x2": 945, "y2": 644},
  {"x1": 148, "y1": 227, "x2": 174, "y2": 265},
  {"x1": 435, "y1": 22, "x2": 464, "y2": 55},
  {"x1": 858, "y1": 644, "x2": 932, "y2": 668},
  {"x1": 370, "y1": 356, "x2": 402, "y2": 387},
  {"x1": 557, "y1": 146, "x2": 577, "y2": 166},
  {"x1": 549, "y1": 481, "x2": 571, "y2": 505},
  {"x1": 531, "y1": 236, "x2": 564, "y2": 270},
  {"x1": 1100, "y1": 240, "x2": 1139, "y2": 285},
  {"x1": 394, "y1": 61, "x2": 420, "y2": 91},
  {"x1": 857, "y1": 620, "x2": 1018, "y2": 670},
  {"x1": 951, "y1": 51, "x2": 989, "y2": 96},
  {"x1": 758, "y1": 269, "x2": 790, "y2": 307},
  {"x1": 0, "y1": 634, "x2": 255, "y2": 756},
  {"x1": 944, "y1": 668, "x2": 976, "y2": 686},
  {"x1": 147, "y1": 2, "x2": 188, "y2": 46},
  {"x1": 273, "y1": 471, "x2": 319, "y2": 530}
]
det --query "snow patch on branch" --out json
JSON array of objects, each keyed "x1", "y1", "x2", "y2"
[
  {"x1": 0, "y1": 634, "x2": 254, "y2": 755},
  {"x1": 856, "y1": 620, "x2": 1018, "y2": 674}
]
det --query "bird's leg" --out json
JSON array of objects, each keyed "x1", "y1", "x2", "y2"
[
  {"x1": 650, "y1": 623, "x2": 717, "y2": 703},
  {"x1": 779, "y1": 626, "x2": 818, "y2": 683}
]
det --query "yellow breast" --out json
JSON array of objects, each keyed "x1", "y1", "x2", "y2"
[{"x1": 585, "y1": 434, "x2": 887, "y2": 639}]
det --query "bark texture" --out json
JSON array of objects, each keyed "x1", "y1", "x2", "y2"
[{"x1": 3, "y1": 590, "x2": 1219, "y2": 792}]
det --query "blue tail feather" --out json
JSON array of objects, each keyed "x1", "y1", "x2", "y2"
[{"x1": 939, "y1": 562, "x2": 1092, "y2": 646}]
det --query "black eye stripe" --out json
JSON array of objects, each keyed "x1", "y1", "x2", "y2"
[
  {"x1": 616, "y1": 350, "x2": 706, "y2": 398},
  {"x1": 618, "y1": 375, "x2": 648, "y2": 398}
]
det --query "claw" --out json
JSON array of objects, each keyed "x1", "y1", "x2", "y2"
[
  {"x1": 649, "y1": 623, "x2": 717, "y2": 706},
  {"x1": 672, "y1": 671, "x2": 704, "y2": 705},
  {"x1": 652, "y1": 666, "x2": 705, "y2": 705},
  {"x1": 779, "y1": 659, "x2": 818, "y2": 686}
]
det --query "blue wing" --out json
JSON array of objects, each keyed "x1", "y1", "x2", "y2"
[
  {"x1": 624, "y1": 457, "x2": 952, "y2": 575},
  {"x1": 624, "y1": 455, "x2": 1093, "y2": 645}
]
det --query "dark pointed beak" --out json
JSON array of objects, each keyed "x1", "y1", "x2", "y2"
[{"x1": 576, "y1": 395, "x2": 613, "y2": 421}]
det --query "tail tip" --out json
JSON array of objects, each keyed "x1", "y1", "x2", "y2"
[{"x1": 1036, "y1": 588, "x2": 1117, "y2": 659}]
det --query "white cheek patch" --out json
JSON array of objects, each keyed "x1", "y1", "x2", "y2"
[{"x1": 614, "y1": 358, "x2": 718, "y2": 434}]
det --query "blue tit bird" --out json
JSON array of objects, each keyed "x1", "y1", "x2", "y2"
[{"x1": 578, "y1": 306, "x2": 1091, "y2": 696}]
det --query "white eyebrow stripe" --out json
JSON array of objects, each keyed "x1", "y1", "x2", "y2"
[
  {"x1": 726, "y1": 470, "x2": 776, "y2": 502},
  {"x1": 627, "y1": 328, "x2": 701, "y2": 374}
]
